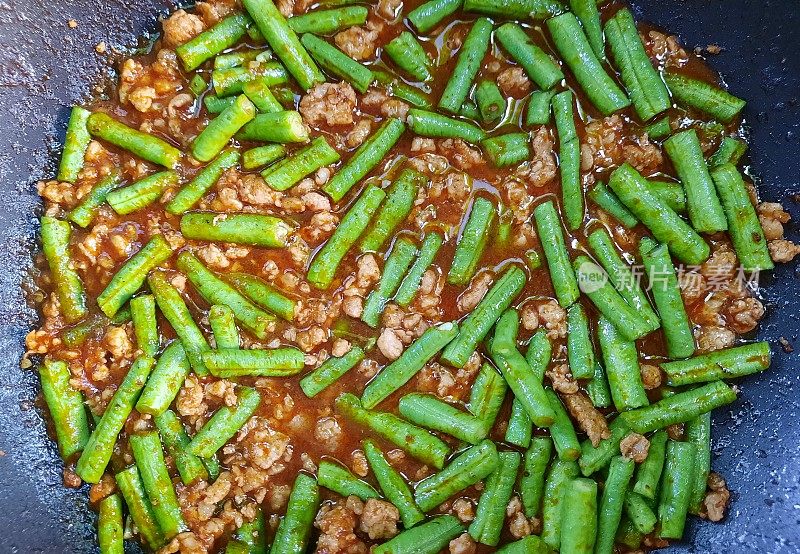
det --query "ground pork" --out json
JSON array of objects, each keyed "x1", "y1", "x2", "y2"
[
  {"x1": 547, "y1": 364, "x2": 579, "y2": 394},
  {"x1": 449, "y1": 533, "x2": 478, "y2": 554},
  {"x1": 335, "y1": 22, "x2": 381, "y2": 61},
  {"x1": 514, "y1": 127, "x2": 557, "y2": 186},
  {"x1": 562, "y1": 392, "x2": 611, "y2": 447},
  {"x1": 457, "y1": 271, "x2": 494, "y2": 312},
  {"x1": 162, "y1": 9, "x2": 204, "y2": 47},
  {"x1": 702, "y1": 472, "x2": 731, "y2": 522},
  {"x1": 315, "y1": 499, "x2": 367, "y2": 554},
  {"x1": 438, "y1": 139, "x2": 484, "y2": 170},
  {"x1": 496, "y1": 67, "x2": 531, "y2": 97},
  {"x1": 358, "y1": 499, "x2": 399, "y2": 540},
  {"x1": 619, "y1": 432, "x2": 650, "y2": 463},
  {"x1": 299, "y1": 82, "x2": 357, "y2": 127}
]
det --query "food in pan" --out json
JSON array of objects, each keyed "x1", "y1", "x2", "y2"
[{"x1": 25, "y1": 0, "x2": 799, "y2": 551}]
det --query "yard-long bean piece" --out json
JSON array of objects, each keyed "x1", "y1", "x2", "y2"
[
  {"x1": 236, "y1": 110, "x2": 309, "y2": 143},
  {"x1": 504, "y1": 397, "x2": 532, "y2": 448},
  {"x1": 526, "y1": 89, "x2": 555, "y2": 126},
  {"x1": 588, "y1": 227, "x2": 660, "y2": 332},
  {"x1": 394, "y1": 231, "x2": 443, "y2": 306},
  {"x1": 193, "y1": 94, "x2": 256, "y2": 162},
  {"x1": 39, "y1": 359, "x2": 90, "y2": 459},
  {"x1": 533, "y1": 201, "x2": 579, "y2": 307},
  {"x1": 438, "y1": 18, "x2": 493, "y2": 113},
  {"x1": 360, "y1": 169, "x2": 422, "y2": 252},
  {"x1": 40, "y1": 216, "x2": 87, "y2": 323},
  {"x1": 129, "y1": 431, "x2": 187, "y2": 538},
  {"x1": 287, "y1": 6, "x2": 368, "y2": 34},
  {"x1": 317, "y1": 459, "x2": 381, "y2": 500},
  {"x1": 587, "y1": 361, "x2": 613, "y2": 408},
  {"x1": 709, "y1": 136, "x2": 747, "y2": 168},
  {"x1": 209, "y1": 304, "x2": 240, "y2": 349},
  {"x1": 106, "y1": 171, "x2": 176, "y2": 215},
  {"x1": 588, "y1": 181, "x2": 638, "y2": 228},
  {"x1": 574, "y1": 257, "x2": 654, "y2": 341},
  {"x1": 566, "y1": 303, "x2": 595, "y2": 379},
  {"x1": 153, "y1": 409, "x2": 209, "y2": 485},
  {"x1": 664, "y1": 129, "x2": 728, "y2": 232},
  {"x1": 263, "y1": 135, "x2": 340, "y2": 191},
  {"x1": 686, "y1": 412, "x2": 712, "y2": 514},
  {"x1": 398, "y1": 393, "x2": 486, "y2": 444},
  {"x1": 657, "y1": 440, "x2": 696, "y2": 539},
  {"x1": 407, "y1": 0, "x2": 461, "y2": 33},
  {"x1": 178, "y1": 251, "x2": 275, "y2": 339},
  {"x1": 385, "y1": 31, "x2": 431, "y2": 82},
  {"x1": 664, "y1": 72, "x2": 746, "y2": 123},
  {"x1": 496, "y1": 536, "x2": 552, "y2": 554},
  {"x1": 114, "y1": 466, "x2": 164, "y2": 550},
  {"x1": 482, "y1": 133, "x2": 530, "y2": 167},
  {"x1": 406, "y1": 108, "x2": 487, "y2": 144},
  {"x1": 226, "y1": 272, "x2": 296, "y2": 321},
  {"x1": 58, "y1": 106, "x2": 92, "y2": 182},
  {"x1": 639, "y1": 237, "x2": 696, "y2": 359},
  {"x1": 242, "y1": 77, "x2": 283, "y2": 113},
  {"x1": 87, "y1": 113, "x2": 181, "y2": 168},
  {"x1": 414, "y1": 440, "x2": 499, "y2": 512},
  {"x1": 130, "y1": 294, "x2": 159, "y2": 356},
  {"x1": 620, "y1": 380, "x2": 737, "y2": 433},
  {"x1": 233, "y1": 506, "x2": 268, "y2": 553},
  {"x1": 362, "y1": 238, "x2": 417, "y2": 327},
  {"x1": 76, "y1": 355, "x2": 155, "y2": 483},
  {"x1": 475, "y1": 79, "x2": 506, "y2": 122},
  {"x1": 97, "y1": 235, "x2": 172, "y2": 318},
  {"x1": 301, "y1": 34, "x2": 374, "y2": 93},
  {"x1": 180, "y1": 212, "x2": 292, "y2": 248},
  {"x1": 308, "y1": 184, "x2": 387, "y2": 289},
  {"x1": 362, "y1": 321, "x2": 458, "y2": 407},
  {"x1": 176, "y1": 13, "x2": 251, "y2": 70},
  {"x1": 148, "y1": 271, "x2": 211, "y2": 376},
  {"x1": 662, "y1": 341, "x2": 771, "y2": 385},
  {"x1": 595, "y1": 456, "x2": 636, "y2": 554},
  {"x1": 605, "y1": 8, "x2": 671, "y2": 120},
  {"x1": 466, "y1": 363, "x2": 508, "y2": 432},
  {"x1": 632, "y1": 429, "x2": 668, "y2": 499},
  {"x1": 441, "y1": 265, "x2": 526, "y2": 368},
  {"x1": 578, "y1": 417, "x2": 631, "y2": 476},
  {"x1": 608, "y1": 163, "x2": 709, "y2": 265},
  {"x1": 166, "y1": 148, "x2": 239, "y2": 214},
  {"x1": 545, "y1": 389, "x2": 581, "y2": 460},
  {"x1": 241, "y1": 0, "x2": 325, "y2": 90},
  {"x1": 463, "y1": 0, "x2": 566, "y2": 20},
  {"x1": 242, "y1": 143, "x2": 286, "y2": 169},
  {"x1": 560, "y1": 478, "x2": 598, "y2": 554},
  {"x1": 495, "y1": 23, "x2": 564, "y2": 90},
  {"x1": 335, "y1": 393, "x2": 451, "y2": 468},
  {"x1": 552, "y1": 90, "x2": 583, "y2": 230},
  {"x1": 188, "y1": 386, "x2": 261, "y2": 457},
  {"x1": 571, "y1": 0, "x2": 604, "y2": 58},
  {"x1": 541, "y1": 459, "x2": 580, "y2": 549},
  {"x1": 711, "y1": 163, "x2": 774, "y2": 271},
  {"x1": 212, "y1": 63, "x2": 289, "y2": 96},
  {"x1": 362, "y1": 439, "x2": 425, "y2": 528},
  {"x1": 136, "y1": 341, "x2": 191, "y2": 416},
  {"x1": 300, "y1": 345, "x2": 364, "y2": 397},
  {"x1": 270, "y1": 473, "x2": 320, "y2": 554},
  {"x1": 448, "y1": 196, "x2": 496, "y2": 285},
  {"x1": 203, "y1": 347, "x2": 305, "y2": 377},
  {"x1": 469, "y1": 451, "x2": 521, "y2": 546},
  {"x1": 597, "y1": 316, "x2": 649, "y2": 411},
  {"x1": 373, "y1": 516, "x2": 464, "y2": 554},
  {"x1": 323, "y1": 118, "x2": 405, "y2": 201},
  {"x1": 97, "y1": 493, "x2": 124, "y2": 554},
  {"x1": 68, "y1": 171, "x2": 121, "y2": 228},
  {"x1": 489, "y1": 343, "x2": 555, "y2": 428},
  {"x1": 547, "y1": 13, "x2": 630, "y2": 115},
  {"x1": 520, "y1": 436, "x2": 552, "y2": 518}
]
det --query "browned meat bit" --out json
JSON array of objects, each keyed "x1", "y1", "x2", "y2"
[
  {"x1": 623, "y1": 133, "x2": 663, "y2": 173},
  {"x1": 457, "y1": 271, "x2": 494, "y2": 312},
  {"x1": 702, "y1": 472, "x2": 731, "y2": 522},
  {"x1": 666, "y1": 423, "x2": 684, "y2": 441},
  {"x1": 725, "y1": 297, "x2": 765, "y2": 333},
  {"x1": 547, "y1": 364, "x2": 579, "y2": 394},
  {"x1": 696, "y1": 325, "x2": 736, "y2": 353},
  {"x1": 583, "y1": 115, "x2": 625, "y2": 170},
  {"x1": 639, "y1": 363, "x2": 662, "y2": 390},
  {"x1": 159, "y1": 531, "x2": 206, "y2": 554},
  {"x1": 768, "y1": 239, "x2": 800, "y2": 262},
  {"x1": 361, "y1": 88, "x2": 409, "y2": 120},
  {"x1": 496, "y1": 67, "x2": 531, "y2": 97},
  {"x1": 376, "y1": 328, "x2": 404, "y2": 360},
  {"x1": 642, "y1": 30, "x2": 689, "y2": 68},
  {"x1": 437, "y1": 139, "x2": 484, "y2": 170},
  {"x1": 562, "y1": 392, "x2": 611, "y2": 447},
  {"x1": 514, "y1": 126, "x2": 557, "y2": 187},
  {"x1": 299, "y1": 82, "x2": 357, "y2": 127},
  {"x1": 314, "y1": 416, "x2": 342, "y2": 450},
  {"x1": 335, "y1": 22, "x2": 381, "y2": 61},
  {"x1": 535, "y1": 299, "x2": 568, "y2": 339},
  {"x1": 162, "y1": 9, "x2": 205, "y2": 47},
  {"x1": 506, "y1": 496, "x2": 534, "y2": 539},
  {"x1": 194, "y1": 0, "x2": 237, "y2": 25},
  {"x1": 757, "y1": 201, "x2": 800, "y2": 261},
  {"x1": 89, "y1": 474, "x2": 117, "y2": 503},
  {"x1": 315, "y1": 499, "x2": 367, "y2": 554},
  {"x1": 449, "y1": 533, "x2": 478, "y2": 554},
  {"x1": 37, "y1": 180, "x2": 76, "y2": 207},
  {"x1": 62, "y1": 467, "x2": 82, "y2": 488},
  {"x1": 275, "y1": 0, "x2": 295, "y2": 17},
  {"x1": 358, "y1": 498, "x2": 400, "y2": 540},
  {"x1": 377, "y1": 0, "x2": 403, "y2": 20},
  {"x1": 619, "y1": 432, "x2": 651, "y2": 463},
  {"x1": 451, "y1": 497, "x2": 476, "y2": 523},
  {"x1": 345, "y1": 119, "x2": 373, "y2": 148},
  {"x1": 501, "y1": 178, "x2": 535, "y2": 223}
]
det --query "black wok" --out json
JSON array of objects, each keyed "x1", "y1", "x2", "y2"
[{"x1": 0, "y1": 0, "x2": 797, "y2": 552}]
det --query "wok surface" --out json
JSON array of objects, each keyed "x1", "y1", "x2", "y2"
[{"x1": 0, "y1": 0, "x2": 797, "y2": 552}]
